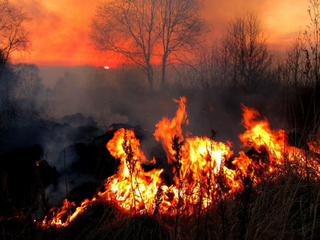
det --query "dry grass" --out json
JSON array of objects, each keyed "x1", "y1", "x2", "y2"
[
  {"x1": 2, "y1": 146, "x2": 320, "y2": 240},
  {"x1": 29, "y1": 165, "x2": 319, "y2": 240},
  {"x1": 2, "y1": 170, "x2": 320, "y2": 240}
]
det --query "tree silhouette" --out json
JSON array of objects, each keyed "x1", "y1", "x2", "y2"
[
  {"x1": 158, "y1": 0, "x2": 203, "y2": 89},
  {"x1": 0, "y1": 0, "x2": 30, "y2": 81},
  {"x1": 220, "y1": 12, "x2": 272, "y2": 90},
  {"x1": 90, "y1": 0, "x2": 203, "y2": 91},
  {"x1": 14, "y1": 63, "x2": 42, "y2": 100}
]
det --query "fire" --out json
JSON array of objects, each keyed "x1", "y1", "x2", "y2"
[
  {"x1": 239, "y1": 104, "x2": 288, "y2": 164},
  {"x1": 42, "y1": 198, "x2": 96, "y2": 228},
  {"x1": 154, "y1": 96, "x2": 188, "y2": 167},
  {"x1": 39, "y1": 97, "x2": 320, "y2": 228},
  {"x1": 99, "y1": 128, "x2": 163, "y2": 213}
]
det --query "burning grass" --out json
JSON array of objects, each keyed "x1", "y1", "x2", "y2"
[
  {"x1": 34, "y1": 173, "x2": 320, "y2": 240},
  {"x1": 2, "y1": 96, "x2": 320, "y2": 239}
]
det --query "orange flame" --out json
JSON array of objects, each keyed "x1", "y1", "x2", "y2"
[
  {"x1": 41, "y1": 198, "x2": 96, "y2": 228},
  {"x1": 154, "y1": 96, "x2": 188, "y2": 166},
  {"x1": 40, "y1": 97, "x2": 320, "y2": 227},
  {"x1": 100, "y1": 128, "x2": 164, "y2": 213}
]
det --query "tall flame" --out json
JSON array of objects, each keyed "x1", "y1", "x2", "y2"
[
  {"x1": 154, "y1": 96, "x2": 188, "y2": 166},
  {"x1": 100, "y1": 128, "x2": 164, "y2": 213}
]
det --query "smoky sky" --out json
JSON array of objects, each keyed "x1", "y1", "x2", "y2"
[{"x1": 11, "y1": 0, "x2": 310, "y2": 67}]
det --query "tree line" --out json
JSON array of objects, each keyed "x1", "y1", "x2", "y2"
[
  {"x1": 1, "y1": 0, "x2": 320, "y2": 92},
  {"x1": 1, "y1": 0, "x2": 320, "y2": 132},
  {"x1": 88, "y1": 0, "x2": 320, "y2": 93}
]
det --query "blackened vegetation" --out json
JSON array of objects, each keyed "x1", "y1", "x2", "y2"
[
  {"x1": 123, "y1": 129, "x2": 139, "y2": 216},
  {"x1": 68, "y1": 182, "x2": 103, "y2": 206},
  {"x1": 153, "y1": 183, "x2": 164, "y2": 216},
  {"x1": 0, "y1": 145, "x2": 58, "y2": 240},
  {"x1": 288, "y1": 131, "x2": 310, "y2": 151},
  {"x1": 171, "y1": 135, "x2": 183, "y2": 240},
  {"x1": 0, "y1": 112, "x2": 149, "y2": 239},
  {"x1": 0, "y1": 145, "x2": 58, "y2": 216}
]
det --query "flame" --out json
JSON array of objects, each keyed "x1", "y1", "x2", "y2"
[
  {"x1": 41, "y1": 198, "x2": 96, "y2": 228},
  {"x1": 40, "y1": 97, "x2": 320, "y2": 227},
  {"x1": 154, "y1": 97, "x2": 188, "y2": 166},
  {"x1": 239, "y1": 104, "x2": 288, "y2": 164},
  {"x1": 100, "y1": 128, "x2": 164, "y2": 213}
]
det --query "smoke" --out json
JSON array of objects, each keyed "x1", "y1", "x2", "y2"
[
  {"x1": 3, "y1": 64, "x2": 283, "y2": 206},
  {"x1": 37, "y1": 63, "x2": 285, "y2": 150}
]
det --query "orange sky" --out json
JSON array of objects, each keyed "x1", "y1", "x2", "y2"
[{"x1": 11, "y1": 0, "x2": 311, "y2": 67}]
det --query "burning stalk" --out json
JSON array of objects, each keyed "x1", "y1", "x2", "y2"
[
  {"x1": 204, "y1": 151, "x2": 212, "y2": 240},
  {"x1": 153, "y1": 184, "x2": 163, "y2": 216},
  {"x1": 172, "y1": 135, "x2": 183, "y2": 180},
  {"x1": 237, "y1": 161, "x2": 255, "y2": 239},
  {"x1": 171, "y1": 135, "x2": 183, "y2": 240},
  {"x1": 122, "y1": 129, "x2": 145, "y2": 215},
  {"x1": 203, "y1": 129, "x2": 218, "y2": 239},
  {"x1": 215, "y1": 161, "x2": 229, "y2": 240},
  {"x1": 122, "y1": 129, "x2": 136, "y2": 215}
]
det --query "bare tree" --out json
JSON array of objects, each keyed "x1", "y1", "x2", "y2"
[
  {"x1": 283, "y1": 37, "x2": 310, "y2": 87},
  {"x1": 91, "y1": 0, "x2": 158, "y2": 91},
  {"x1": 277, "y1": 38, "x2": 309, "y2": 126},
  {"x1": 0, "y1": 0, "x2": 30, "y2": 80},
  {"x1": 221, "y1": 12, "x2": 272, "y2": 89},
  {"x1": 90, "y1": 0, "x2": 203, "y2": 91},
  {"x1": 274, "y1": 0, "x2": 320, "y2": 136},
  {"x1": 158, "y1": 0, "x2": 203, "y2": 89},
  {"x1": 302, "y1": 0, "x2": 320, "y2": 132},
  {"x1": 304, "y1": 0, "x2": 320, "y2": 87},
  {"x1": 180, "y1": 43, "x2": 223, "y2": 89},
  {"x1": 14, "y1": 63, "x2": 41, "y2": 99}
]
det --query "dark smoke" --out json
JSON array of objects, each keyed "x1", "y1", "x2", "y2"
[{"x1": 0, "y1": 64, "x2": 285, "y2": 207}]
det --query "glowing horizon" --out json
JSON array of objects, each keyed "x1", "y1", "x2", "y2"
[{"x1": 10, "y1": 0, "x2": 311, "y2": 67}]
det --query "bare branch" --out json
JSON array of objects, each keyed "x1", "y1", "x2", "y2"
[
  {"x1": 0, "y1": 0, "x2": 30, "y2": 80},
  {"x1": 90, "y1": 0, "x2": 203, "y2": 91}
]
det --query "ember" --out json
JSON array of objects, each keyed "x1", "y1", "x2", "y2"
[{"x1": 40, "y1": 97, "x2": 320, "y2": 227}]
